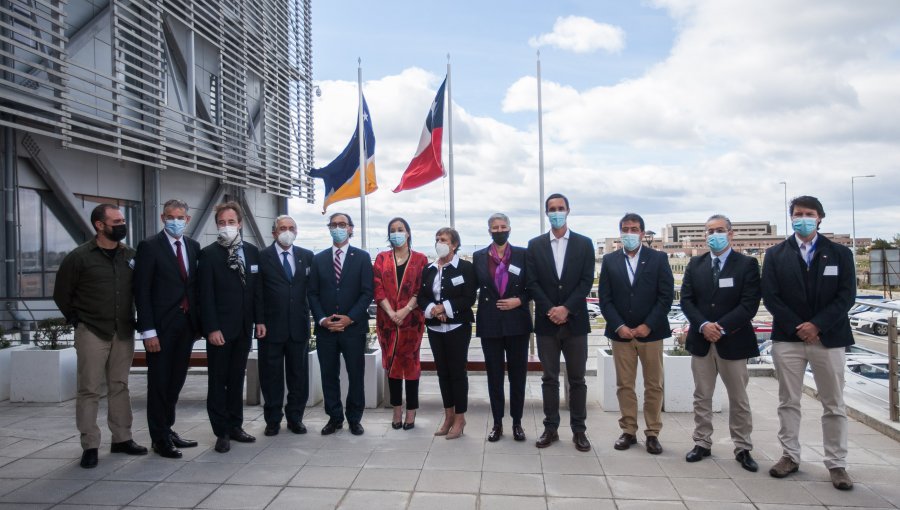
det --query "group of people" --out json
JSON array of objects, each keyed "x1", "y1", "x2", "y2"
[{"x1": 52, "y1": 193, "x2": 857, "y2": 492}]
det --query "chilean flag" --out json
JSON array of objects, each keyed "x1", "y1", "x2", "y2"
[{"x1": 393, "y1": 78, "x2": 446, "y2": 192}]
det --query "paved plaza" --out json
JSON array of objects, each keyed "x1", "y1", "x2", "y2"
[{"x1": 0, "y1": 373, "x2": 898, "y2": 509}]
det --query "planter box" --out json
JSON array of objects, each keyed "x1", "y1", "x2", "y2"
[
  {"x1": 9, "y1": 347, "x2": 77, "y2": 402},
  {"x1": 339, "y1": 347, "x2": 384, "y2": 408},
  {"x1": 597, "y1": 348, "x2": 644, "y2": 412},
  {"x1": 0, "y1": 345, "x2": 30, "y2": 401},
  {"x1": 662, "y1": 352, "x2": 723, "y2": 413},
  {"x1": 307, "y1": 350, "x2": 322, "y2": 406}
]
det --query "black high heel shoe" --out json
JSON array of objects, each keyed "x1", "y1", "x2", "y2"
[{"x1": 402, "y1": 410, "x2": 416, "y2": 430}]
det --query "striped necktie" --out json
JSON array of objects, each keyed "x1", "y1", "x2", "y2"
[{"x1": 334, "y1": 248, "x2": 343, "y2": 284}]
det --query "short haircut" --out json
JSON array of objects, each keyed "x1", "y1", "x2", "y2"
[
  {"x1": 435, "y1": 227, "x2": 461, "y2": 253},
  {"x1": 214, "y1": 201, "x2": 243, "y2": 223},
  {"x1": 272, "y1": 214, "x2": 296, "y2": 232},
  {"x1": 544, "y1": 193, "x2": 570, "y2": 212},
  {"x1": 789, "y1": 195, "x2": 825, "y2": 218},
  {"x1": 387, "y1": 217, "x2": 412, "y2": 246},
  {"x1": 706, "y1": 214, "x2": 733, "y2": 231},
  {"x1": 487, "y1": 212, "x2": 510, "y2": 228},
  {"x1": 328, "y1": 212, "x2": 354, "y2": 227},
  {"x1": 162, "y1": 199, "x2": 189, "y2": 214},
  {"x1": 619, "y1": 212, "x2": 645, "y2": 232},
  {"x1": 90, "y1": 203, "x2": 119, "y2": 231}
]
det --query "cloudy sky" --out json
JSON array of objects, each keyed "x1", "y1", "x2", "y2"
[{"x1": 288, "y1": 0, "x2": 900, "y2": 254}]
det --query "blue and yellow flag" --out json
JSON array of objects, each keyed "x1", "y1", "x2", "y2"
[{"x1": 311, "y1": 95, "x2": 377, "y2": 212}]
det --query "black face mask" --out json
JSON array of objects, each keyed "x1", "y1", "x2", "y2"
[
  {"x1": 491, "y1": 230, "x2": 510, "y2": 246},
  {"x1": 106, "y1": 224, "x2": 128, "y2": 242}
]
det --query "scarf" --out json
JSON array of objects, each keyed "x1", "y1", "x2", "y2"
[
  {"x1": 217, "y1": 235, "x2": 245, "y2": 286},
  {"x1": 488, "y1": 243, "x2": 511, "y2": 297}
]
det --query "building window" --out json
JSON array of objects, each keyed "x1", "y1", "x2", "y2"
[{"x1": 17, "y1": 188, "x2": 78, "y2": 298}]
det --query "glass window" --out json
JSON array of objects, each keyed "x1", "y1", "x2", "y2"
[{"x1": 16, "y1": 188, "x2": 78, "y2": 297}]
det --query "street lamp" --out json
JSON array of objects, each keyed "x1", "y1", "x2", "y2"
[
  {"x1": 778, "y1": 181, "x2": 788, "y2": 237},
  {"x1": 851, "y1": 174, "x2": 876, "y2": 254}
]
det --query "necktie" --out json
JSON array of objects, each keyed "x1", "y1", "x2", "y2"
[
  {"x1": 174, "y1": 240, "x2": 189, "y2": 312},
  {"x1": 334, "y1": 248, "x2": 343, "y2": 284},
  {"x1": 282, "y1": 251, "x2": 293, "y2": 280},
  {"x1": 712, "y1": 257, "x2": 721, "y2": 287}
]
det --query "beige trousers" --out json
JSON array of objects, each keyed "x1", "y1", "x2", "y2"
[
  {"x1": 691, "y1": 343, "x2": 753, "y2": 453},
  {"x1": 74, "y1": 324, "x2": 135, "y2": 449},
  {"x1": 773, "y1": 341, "x2": 848, "y2": 469},
  {"x1": 612, "y1": 339, "x2": 663, "y2": 437}
]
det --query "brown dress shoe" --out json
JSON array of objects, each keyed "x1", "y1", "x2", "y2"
[
  {"x1": 573, "y1": 432, "x2": 591, "y2": 452},
  {"x1": 829, "y1": 467, "x2": 853, "y2": 490},
  {"x1": 645, "y1": 436, "x2": 663, "y2": 455},
  {"x1": 768, "y1": 456, "x2": 799, "y2": 478},
  {"x1": 614, "y1": 433, "x2": 637, "y2": 450},
  {"x1": 535, "y1": 428, "x2": 559, "y2": 448}
]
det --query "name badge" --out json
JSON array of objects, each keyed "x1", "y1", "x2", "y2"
[
  {"x1": 824, "y1": 265, "x2": 838, "y2": 276},
  {"x1": 508, "y1": 264, "x2": 521, "y2": 276},
  {"x1": 250, "y1": 264, "x2": 259, "y2": 274},
  {"x1": 128, "y1": 259, "x2": 135, "y2": 269},
  {"x1": 451, "y1": 275, "x2": 465, "y2": 286},
  {"x1": 719, "y1": 278, "x2": 734, "y2": 288}
]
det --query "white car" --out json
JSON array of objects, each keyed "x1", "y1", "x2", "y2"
[
  {"x1": 849, "y1": 300, "x2": 900, "y2": 336},
  {"x1": 586, "y1": 302, "x2": 601, "y2": 319}
]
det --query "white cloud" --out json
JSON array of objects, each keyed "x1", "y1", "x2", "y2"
[{"x1": 528, "y1": 16, "x2": 625, "y2": 54}]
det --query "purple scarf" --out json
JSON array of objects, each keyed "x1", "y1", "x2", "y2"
[{"x1": 488, "y1": 244, "x2": 511, "y2": 296}]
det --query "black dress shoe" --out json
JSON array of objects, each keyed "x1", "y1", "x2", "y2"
[
  {"x1": 646, "y1": 436, "x2": 663, "y2": 455},
  {"x1": 685, "y1": 445, "x2": 711, "y2": 462},
  {"x1": 264, "y1": 423, "x2": 280, "y2": 436},
  {"x1": 614, "y1": 433, "x2": 637, "y2": 450},
  {"x1": 288, "y1": 422, "x2": 307, "y2": 434},
  {"x1": 736, "y1": 449, "x2": 759, "y2": 472},
  {"x1": 321, "y1": 420, "x2": 343, "y2": 435},
  {"x1": 110, "y1": 439, "x2": 148, "y2": 455},
  {"x1": 80, "y1": 448, "x2": 98, "y2": 469},
  {"x1": 214, "y1": 436, "x2": 230, "y2": 453},
  {"x1": 535, "y1": 428, "x2": 559, "y2": 448},
  {"x1": 229, "y1": 428, "x2": 256, "y2": 443},
  {"x1": 392, "y1": 421, "x2": 403, "y2": 430},
  {"x1": 488, "y1": 424, "x2": 503, "y2": 442},
  {"x1": 152, "y1": 438, "x2": 183, "y2": 459},
  {"x1": 512, "y1": 424, "x2": 526, "y2": 442},
  {"x1": 170, "y1": 432, "x2": 198, "y2": 448},
  {"x1": 573, "y1": 431, "x2": 592, "y2": 452},
  {"x1": 349, "y1": 422, "x2": 364, "y2": 436}
]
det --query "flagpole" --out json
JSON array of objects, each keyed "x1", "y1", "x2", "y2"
[
  {"x1": 446, "y1": 54, "x2": 455, "y2": 229},
  {"x1": 537, "y1": 50, "x2": 545, "y2": 234},
  {"x1": 357, "y1": 58, "x2": 367, "y2": 250}
]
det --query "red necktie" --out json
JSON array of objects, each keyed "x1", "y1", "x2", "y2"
[{"x1": 175, "y1": 240, "x2": 189, "y2": 313}]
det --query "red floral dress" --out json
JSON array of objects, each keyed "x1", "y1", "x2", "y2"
[{"x1": 373, "y1": 249, "x2": 428, "y2": 379}]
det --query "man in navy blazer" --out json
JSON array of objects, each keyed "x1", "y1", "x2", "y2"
[
  {"x1": 134, "y1": 199, "x2": 201, "y2": 459},
  {"x1": 680, "y1": 214, "x2": 761, "y2": 472},
  {"x1": 257, "y1": 215, "x2": 315, "y2": 436},
  {"x1": 308, "y1": 212, "x2": 374, "y2": 436},
  {"x1": 762, "y1": 196, "x2": 855, "y2": 490},
  {"x1": 598, "y1": 213, "x2": 674, "y2": 455},
  {"x1": 525, "y1": 194, "x2": 595, "y2": 453}
]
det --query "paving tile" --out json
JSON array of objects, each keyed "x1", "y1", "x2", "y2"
[
  {"x1": 607, "y1": 475, "x2": 679, "y2": 500},
  {"x1": 0, "y1": 478, "x2": 30, "y2": 497},
  {"x1": 306, "y1": 450, "x2": 371, "y2": 467},
  {"x1": 544, "y1": 473, "x2": 611, "y2": 498},
  {"x1": 247, "y1": 446, "x2": 313, "y2": 466},
  {"x1": 423, "y1": 451, "x2": 483, "y2": 471},
  {"x1": 127, "y1": 482, "x2": 217, "y2": 508},
  {"x1": 64, "y1": 480, "x2": 155, "y2": 506},
  {"x1": 0, "y1": 478, "x2": 91, "y2": 504},
  {"x1": 0, "y1": 504, "x2": 50, "y2": 510},
  {"x1": 0, "y1": 440, "x2": 54, "y2": 458},
  {"x1": 732, "y1": 478, "x2": 820, "y2": 505},
  {"x1": 600, "y1": 456, "x2": 666, "y2": 476},
  {"x1": 480, "y1": 472, "x2": 544, "y2": 496},
  {"x1": 289, "y1": 466, "x2": 360, "y2": 489},
  {"x1": 351, "y1": 467, "x2": 419, "y2": 491},
  {"x1": 165, "y1": 462, "x2": 242, "y2": 484},
  {"x1": 479, "y1": 495, "x2": 547, "y2": 510},
  {"x1": 407, "y1": 491, "x2": 476, "y2": 510},
  {"x1": 547, "y1": 497, "x2": 616, "y2": 510},
  {"x1": 226, "y1": 462, "x2": 301, "y2": 486},
  {"x1": 44, "y1": 457, "x2": 136, "y2": 481},
  {"x1": 336, "y1": 489, "x2": 409, "y2": 510},
  {"x1": 364, "y1": 450, "x2": 427, "y2": 469},
  {"x1": 614, "y1": 501, "x2": 687, "y2": 510},
  {"x1": 24, "y1": 442, "x2": 83, "y2": 460},
  {"x1": 867, "y1": 483, "x2": 900, "y2": 507},
  {"x1": 540, "y1": 454, "x2": 602, "y2": 475},
  {"x1": 801, "y1": 481, "x2": 893, "y2": 507},
  {"x1": 683, "y1": 503, "x2": 755, "y2": 510},
  {"x1": 483, "y1": 452, "x2": 543, "y2": 473},
  {"x1": 670, "y1": 477, "x2": 749, "y2": 502},
  {"x1": 196, "y1": 484, "x2": 280, "y2": 509},
  {"x1": 415, "y1": 469, "x2": 481, "y2": 493},
  {"x1": 658, "y1": 457, "x2": 729, "y2": 478},
  {"x1": 0, "y1": 458, "x2": 69, "y2": 478},
  {"x1": 266, "y1": 487, "x2": 345, "y2": 510},
  {"x1": 104, "y1": 457, "x2": 184, "y2": 481}
]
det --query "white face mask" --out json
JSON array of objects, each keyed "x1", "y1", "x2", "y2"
[
  {"x1": 217, "y1": 225, "x2": 240, "y2": 244},
  {"x1": 435, "y1": 242, "x2": 451, "y2": 259},
  {"x1": 277, "y1": 230, "x2": 296, "y2": 247}
]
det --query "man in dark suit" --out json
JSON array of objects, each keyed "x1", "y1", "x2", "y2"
[
  {"x1": 308, "y1": 212, "x2": 374, "y2": 436},
  {"x1": 680, "y1": 214, "x2": 761, "y2": 472},
  {"x1": 134, "y1": 199, "x2": 201, "y2": 459},
  {"x1": 598, "y1": 212, "x2": 674, "y2": 455},
  {"x1": 257, "y1": 215, "x2": 314, "y2": 436},
  {"x1": 762, "y1": 196, "x2": 856, "y2": 491},
  {"x1": 525, "y1": 194, "x2": 595, "y2": 452},
  {"x1": 199, "y1": 201, "x2": 264, "y2": 453}
]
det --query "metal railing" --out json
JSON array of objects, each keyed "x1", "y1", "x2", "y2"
[{"x1": 851, "y1": 299, "x2": 900, "y2": 422}]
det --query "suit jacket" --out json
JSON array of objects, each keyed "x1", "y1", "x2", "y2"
[
  {"x1": 473, "y1": 245, "x2": 532, "y2": 338},
  {"x1": 198, "y1": 241, "x2": 263, "y2": 340},
  {"x1": 419, "y1": 256, "x2": 477, "y2": 327},
  {"x1": 525, "y1": 230, "x2": 595, "y2": 336},
  {"x1": 680, "y1": 251, "x2": 761, "y2": 359},
  {"x1": 308, "y1": 244, "x2": 374, "y2": 337},
  {"x1": 259, "y1": 242, "x2": 315, "y2": 343},
  {"x1": 134, "y1": 231, "x2": 201, "y2": 338},
  {"x1": 598, "y1": 246, "x2": 674, "y2": 342},
  {"x1": 761, "y1": 235, "x2": 855, "y2": 348}
]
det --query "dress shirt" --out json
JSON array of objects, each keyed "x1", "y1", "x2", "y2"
[
  {"x1": 700, "y1": 246, "x2": 734, "y2": 335},
  {"x1": 794, "y1": 233, "x2": 818, "y2": 267},
  {"x1": 424, "y1": 254, "x2": 461, "y2": 333},
  {"x1": 625, "y1": 246, "x2": 642, "y2": 285},
  {"x1": 141, "y1": 232, "x2": 190, "y2": 340},
  {"x1": 549, "y1": 228, "x2": 570, "y2": 278},
  {"x1": 331, "y1": 242, "x2": 349, "y2": 271},
  {"x1": 279, "y1": 246, "x2": 296, "y2": 276}
]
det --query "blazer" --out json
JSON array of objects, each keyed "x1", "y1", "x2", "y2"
[
  {"x1": 198, "y1": 241, "x2": 263, "y2": 340},
  {"x1": 473, "y1": 245, "x2": 532, "y2": 338},
  {"x1": 525, "y1": 230, "x2": 595, "y2": 336},
  {"x1": 308, "y1": 244, "x2": 374, "y2": 337},
  {"x1": 134, "y1": 231, "x2": 201, "y2": 338},
  {"x1": 680, "y1": 251, "x2": 761, "y2": 359},
  {"x1": 419, "y1": 256, "x2": 477, "y2": 327},
  {"x1": 598, "y1": 246, "x2": 674, "y2": 342},
  {"x1": 761, "y1": 235, "x2": 855, "y2": 348},
  {"x1": 258, "y1": 242, "x2": 315, "y2": 343}
]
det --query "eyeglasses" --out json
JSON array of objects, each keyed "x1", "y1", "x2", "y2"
[{"x1": 327, "y1": 222, "x2": 349, "y2": 229}]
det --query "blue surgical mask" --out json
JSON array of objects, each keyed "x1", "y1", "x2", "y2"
[
  {"x1": 621, "y1": 233, "x2": 641, "y2": 252},
  {"x1": 707, "y1": 232, "x2": 729, "y2": 253},
  {"x1": 389, "y1": 232, "x2": 407, "y2": 247},
  {"x1": 164, "y1": 219, "x2": 186, "y2": 237},
  {"x1": 330, "y1": 227, "x2": 348, "y2": 244},
  {"x1": 792, "y1": 217, "x2": 817, "y2": 238},
  {"x1": 548, "y1": 211, "x2": 567, "y2": 229}
]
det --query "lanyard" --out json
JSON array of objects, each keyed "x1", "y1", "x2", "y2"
[{"x1": 626, "y1": 256, "x2": 637, "y2": 283}]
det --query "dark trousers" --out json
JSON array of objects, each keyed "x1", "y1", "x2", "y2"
[
  {"x1": 537, "y1": 330, "x2": 588, "y2": 433},
  {"x1": 258, "y1": 336, "x2": 309, "y2": 426},
  {"x1": 146, "y1": 314, "x2": 195, "y2": 443},
  {"x1": 317, "y1": 331, "x2": 365, "y2": 424},
  {"x1": 206, "y1": 333, "x2": 252, "y2": 437},
  {"x1": 388, "y1": 377, "x2": 419, "y2": 409},
  {"x1": 481, "y1": 334, "x2": 529, "y2": 425},
  {"x1": 428, "y1": 324, "x2": 471, "y2": 413}
]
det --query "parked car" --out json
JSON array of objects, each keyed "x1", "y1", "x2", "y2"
[
  {"x1": 849, "y1": 300, "x2": 900, "y2": 336},
  {"x1": 586, "y1": 302, "x2": 601, "y2": 319}
]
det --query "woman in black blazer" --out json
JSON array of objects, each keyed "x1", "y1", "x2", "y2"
[{"x1": 419, "y1": 227, "x2": 476, "y2": 439}]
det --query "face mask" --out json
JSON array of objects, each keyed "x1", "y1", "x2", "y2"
[
  {"x1": 107, "y1": 224, "x2": 128, "y2": 242},
  {"x1": 389, "y1": 232, "x2": 407, "y2": 247},
  {"x1": 217, "y1": 225, "x2": 240, "y2": 244},
  {"x1": 707, "y1": 232, "x2": 729, "y2": 253},
  {"x1": 435, "y1": 242, "x2": 451, "y2": 259},
  {"x1": 491, "y1": 231, "x2": 510, "y2": 246},
  {"x1": 621, "y1": 233, "x2": 641, "y2": 252},
  {"x1": 792, "y1": 217, "x2": 817, "y2": 237},
  {"x1": 330, "y1": 227, "x2": 348, "y2": 244},
  {"x1": 277, "y1": 231, "x2": 296, "y2": 247},
  {"x1": 164, "y1": 219, "x2": 186, "y2": 238},
  {"x1": 547, "y1": 211, "x2": 567, "y2": 229}
]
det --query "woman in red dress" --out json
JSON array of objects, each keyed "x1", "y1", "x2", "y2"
[{"x1": 373, "y1": 217, "x2": 428, "y2": 430}]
